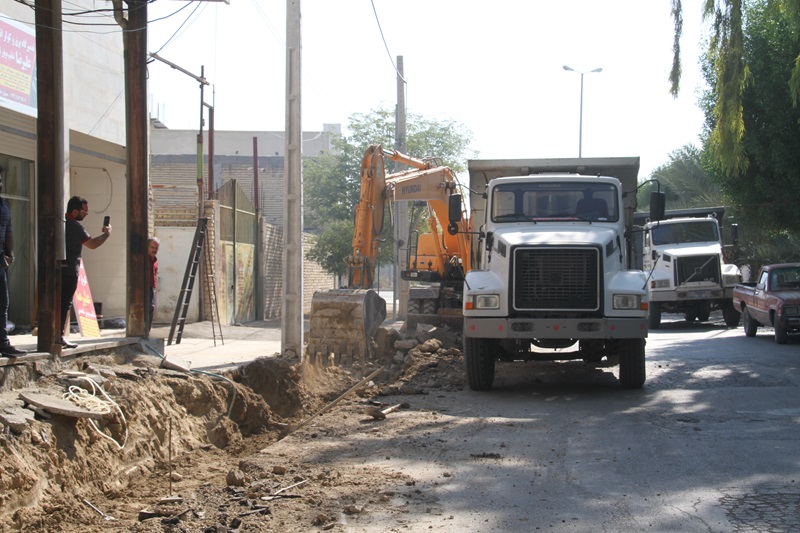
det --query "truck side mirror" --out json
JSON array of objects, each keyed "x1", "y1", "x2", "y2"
[
  {"x1": 730, "y1": 223, "x2": 739, "y2": 245},
  {"x1": 447, "y1": 194, "x2": 461, "y2": 235},
  {"x1": 650, "y1": 191, "x2": 666, "y2": 221}
]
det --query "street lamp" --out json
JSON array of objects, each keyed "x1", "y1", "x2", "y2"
[{"x1": 563, "y1": 65, "x2": 603, "y2": 158}]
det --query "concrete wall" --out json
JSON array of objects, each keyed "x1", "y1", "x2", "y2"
[{"x1": 151, "y1": 227, "x2": 201, "y2": 325}]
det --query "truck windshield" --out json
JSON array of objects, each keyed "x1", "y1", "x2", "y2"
[
  {"x1": 490, "y1": 182, "x2": 619, "y2": 222},
  {"x1": 651, "y1": 220, "x2": 719, "y2": 245}
]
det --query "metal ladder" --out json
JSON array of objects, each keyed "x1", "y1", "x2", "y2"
[{"x1": 168, "y1": 217, "x2": 223, "y2": 346}]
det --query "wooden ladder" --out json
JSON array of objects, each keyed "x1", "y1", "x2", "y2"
[{"x1": 168, "y1": 218, "x2": 223, "y2": 346}]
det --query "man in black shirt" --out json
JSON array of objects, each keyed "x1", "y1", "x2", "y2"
[{"x1": 60, "y1": 196, "x2": 111, "y2": 349}]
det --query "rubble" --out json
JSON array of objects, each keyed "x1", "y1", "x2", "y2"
[{"x1": 0, "y1": 322, "x2": 466, "y2": 532}]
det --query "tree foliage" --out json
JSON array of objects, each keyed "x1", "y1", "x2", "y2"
[
  {"x1": 638, "y1": 145, "x2": 724, "y2": 210},
  {"x1": 304, "y1": 107, "x2": 475, "y2": 277},
  {"x1": 670, "y1": 0, "x2": 800, "y2": 176},
  {"x1": 701, "y1": 0, "x2": 800, "y2": 234}
]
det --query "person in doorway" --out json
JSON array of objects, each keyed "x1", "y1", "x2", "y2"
[
  {"x1": 148, "y1": 236, "x2": 160, "y2": 332},
  {"x1": 0, "y1": 166, "x2": 25, "y2": 357},
  {"x1": 60, "y1": 196, "x2": 111, "y2": 349}
]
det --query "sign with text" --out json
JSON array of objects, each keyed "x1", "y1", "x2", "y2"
[
  {"x1": 0, "y1": 18, "x2": 37, "y2": 117},
  {"x1": 73, "y1": 259, "x2": 101, "y2": 338}
]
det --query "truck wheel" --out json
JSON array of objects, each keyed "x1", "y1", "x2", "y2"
[
  {"x1": 722, "y1": 304, "x2": 741, "y2": 328},
  {"x1": 685, "y1": 311, "x2": 698, "y2": 323},
  {"x1": 618, "y1": 339, "x2": 646, "y2": 389},
  {"x1": 697, "y1": 308, "x2": 711, "y2": 322},
  {"x1": 464, "y1": 337, "x2": 496, "y2": 391},
  {"x1": 648, "y1": 303, "x2": 662, "y2": 330},
  {"x1": 422, "y1": 300, "x2": 437, "y2": 315},
  {"x1": 407, "y1": 300, "x2": 420, "y2": 314},
  {"x1": 774, "y1": 318, "x2": 788, "y2": 344},
  {"x1": 742, "y1": 307, "x2": 758, "y2": 337}
]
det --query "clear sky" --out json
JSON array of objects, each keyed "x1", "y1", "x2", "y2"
[{"x1": 147, "y1": 0, "x2": 709, "y2": 178}]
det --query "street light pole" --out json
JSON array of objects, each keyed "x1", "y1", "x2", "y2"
[{"x1": 563, "y1": 65, "x2": 602, "y2": 158}]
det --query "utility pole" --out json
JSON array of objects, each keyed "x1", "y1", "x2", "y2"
[
  {"x1": 282, "y1": 0, "x2": 304, "y2": 357},
  {"x1": 122, "y1": 0, "x2": 150, "y2": 338},
  {"x1": 35, "y1": 0, "x2": 66, "y2": 353},
  {"x1": 394, "y1": 56, "x2": 408, "y2": 320}
]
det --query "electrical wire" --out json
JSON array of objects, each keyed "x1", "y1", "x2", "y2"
[
  {"x1": 63, "y1": 376, "x2": 128, "y2": 451},
  {"x1": 149, "y1": 0, "x2": 206, "y2": 57},
  {"x1": 370, "y1": 0, "x2": 406, "y2": 83}
]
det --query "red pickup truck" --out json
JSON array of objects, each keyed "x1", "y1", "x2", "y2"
[{"x1": 732, "y1": 263, "x2": 800, "y2": 343}]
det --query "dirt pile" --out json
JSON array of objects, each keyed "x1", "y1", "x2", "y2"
[{"x1": 0, "y1": 325, "x2": 465, "y2": 532}]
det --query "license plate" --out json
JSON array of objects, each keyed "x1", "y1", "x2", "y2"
[{"x1": 689, "y1": 291, "x2": 711, "y2": 299}]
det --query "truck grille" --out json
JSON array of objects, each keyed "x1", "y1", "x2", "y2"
[
  {"x1": 675, "y1": 254, "x2": 721, "y2": 285},
  {"x1": 513, "y1": 247, "x2": 600, "y2": 311}
]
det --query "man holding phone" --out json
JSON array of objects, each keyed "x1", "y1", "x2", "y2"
[{"x1": 60, "y1": 196, "x2": 111, "y2": 349}]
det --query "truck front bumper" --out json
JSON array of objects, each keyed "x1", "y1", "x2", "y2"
[
  {"x1": 650, "y1": 288, "x2": 725, "y2": 302},
  {"x1": 464, "y1": 317, "x2": 648, "y2": 339}
]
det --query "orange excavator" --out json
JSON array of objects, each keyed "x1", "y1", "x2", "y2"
[{"x1": 306, "y1": 144, "x2": 472, "y2": 362}]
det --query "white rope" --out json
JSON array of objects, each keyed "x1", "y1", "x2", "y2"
[{"x1": 63, "y1": 377, "x2": 128, "y2": 451}]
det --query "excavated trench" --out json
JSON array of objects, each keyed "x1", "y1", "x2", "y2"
[{"x1": 0, "y1": 323, "x2": 464, "y2": 532}]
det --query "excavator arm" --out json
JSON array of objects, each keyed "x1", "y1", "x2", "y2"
[
  {"x1": 307, "y1": 144, "x2": 471, "y2": 363},
  {"x1": 347, "y1": 144, "x2": 471, "y2": 288}
]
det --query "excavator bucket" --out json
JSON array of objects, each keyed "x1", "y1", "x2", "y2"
[{"x1": 306, "y1": 289, "x2": 387, "y2": 366}]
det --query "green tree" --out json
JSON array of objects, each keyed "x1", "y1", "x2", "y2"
[
  {"x1": 639, "y1": 145, "x2": 724, "y2": 210},
  {"x1": 700, "y1": 0, "x2": 800, "y2": 233},
  {"x1": 670, "y1": 0, "x2": 800, "y2": 176},
  {"x1": 304, "y1": 107, "x2": 475, "y2": 278}
]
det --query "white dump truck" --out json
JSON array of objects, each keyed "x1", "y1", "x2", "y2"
[
  {"x1": 639, "y1": 208, "x2": 742, "y2": 329},
  {"x1": 454, "y1": 157, "x2": 655, "y2": 390}
]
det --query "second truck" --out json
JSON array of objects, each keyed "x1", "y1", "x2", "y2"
[{"x1": 637, "y1": 208, "x2": 742, "y2": 329}]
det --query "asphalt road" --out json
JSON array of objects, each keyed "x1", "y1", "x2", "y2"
[{"x1": 348, "y1": 312, "x2": 800, "y2": 532}]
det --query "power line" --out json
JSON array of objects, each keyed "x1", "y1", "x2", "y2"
[{"x1": 370, "y1": 0, "x2": 406, "y2": 83}]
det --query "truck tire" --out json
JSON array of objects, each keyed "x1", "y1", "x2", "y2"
[
  {"x1": 464, "y1": 337, "x2": 496, "y2": 391},
  {"x1": 618, "y1": 338, "x2": 646, "y2": 389},
  {"x1": 742, "y1": 307, "x2": 758, "y2": 337},
  {"x1": 407, "y1": 300, "x2": 420, "y2": 314},
  {"x1": 422, "y1": 300, "x2": 437, "y2": 315},
  {"x1": 774, "y1": 317, "x2": 788, "y2": 344},
  {"x1": 722, "y1": 303, "x2": 741, "y2": 328},
  {"x1": 648, "y1": 303, "x2": 662, "y2": 330},
  {"x1": 697, "y1": 308, "x2": 711, "y2": 322}
]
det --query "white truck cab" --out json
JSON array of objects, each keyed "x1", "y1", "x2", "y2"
[
  {"x1": 642, "y1": 212, "x2": 742, "y2": 328},
  {"x1": 459, "y1": 158, "x2": 653, "y2": 390}
]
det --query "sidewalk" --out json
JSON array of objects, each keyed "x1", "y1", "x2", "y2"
[
  {"x1": 0, "y1": 320, "x2": 287, "y2": 371},
  {"x1": 1, "y1": 314, "x2": 406, "y2": 371}
]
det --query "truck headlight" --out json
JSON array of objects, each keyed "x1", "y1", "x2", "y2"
[
  {"x1": 473, "y1": 294, "x2": 500, "y2": 310},
  {"x1": 613, "y1": 294, "x2": 641, "y2": 310},
  {"x1": 650, "y1": 279, "x2": 670, "y2": 289},
  {"x1": 783, "y1": 305, "x2": 799, "y2": 317}
]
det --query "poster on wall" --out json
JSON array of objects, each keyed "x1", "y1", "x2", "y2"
[
  {"x1": 0, "y1": 17, "x2": 37, "y2": 117},
  {"x1": 72, "y1": 258, "x2": 101, "y2": 338}
]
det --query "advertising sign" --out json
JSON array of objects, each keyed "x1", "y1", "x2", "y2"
[
  {"x1": 73, "y1": 258, "x2": 101, "y2": 338},
  {"x1": 0, "y1": 17, "x2": 37, "y2": 116}
]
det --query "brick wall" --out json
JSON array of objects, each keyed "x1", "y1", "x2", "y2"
[{"x1": 260, "y1": 221, "x2": 335, "y2": 318}]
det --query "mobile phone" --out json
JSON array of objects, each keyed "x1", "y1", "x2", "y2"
[{"x1": 103, "y1": 215, "x2": 110, "y2": 227}]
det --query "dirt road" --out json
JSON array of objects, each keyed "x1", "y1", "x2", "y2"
[{"x1": 3, "y1": 315, "x2": 800, "y2": 532}]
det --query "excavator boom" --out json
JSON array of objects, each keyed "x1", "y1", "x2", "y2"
[{"x1": 307, "y1": 144, "x2": 471, "y2": 363}]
